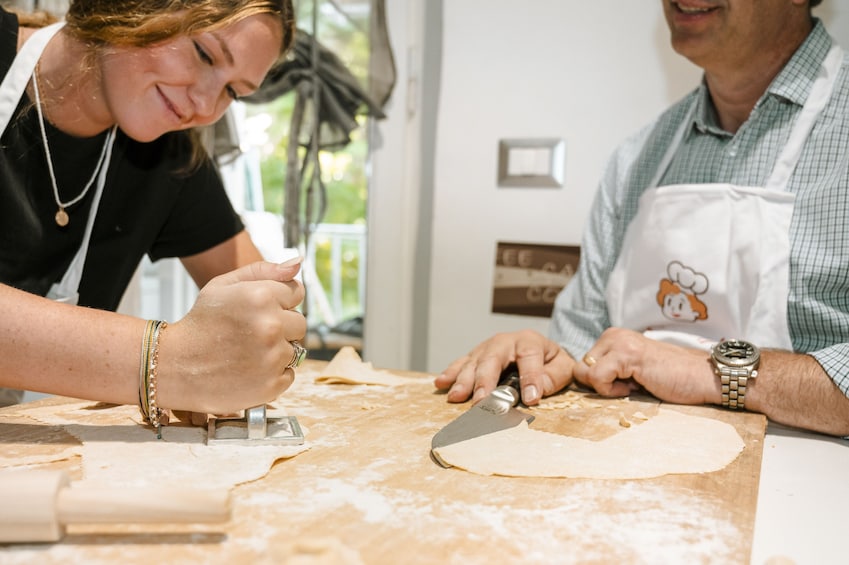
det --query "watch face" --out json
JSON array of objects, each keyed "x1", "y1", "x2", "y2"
[{"x1": 714, "y1": 339, "x2": 760, "y2": 367}]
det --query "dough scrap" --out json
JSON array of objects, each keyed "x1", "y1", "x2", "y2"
[
  {"x1": 11, "y1": 402, "x2": 310, "y2": 489},
  {"x1": 0, "y1": 420, "x2": 82, "y2": 467},
  {"x1": 0, "y1": 444, "x2": 81, "y2": 468},
  {"x1": 433, "y1": 408, "x2": 744, "y2": 479},
  {"x1": 316, "y1": 347, "x2": 418, "y2": 386}
]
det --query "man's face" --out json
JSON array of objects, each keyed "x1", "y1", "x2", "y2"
[{"x1": 662, "y1": 0, "x2": 801, "y2": 71}]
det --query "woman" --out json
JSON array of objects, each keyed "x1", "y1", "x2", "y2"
[{"x1": 0, "y1": 0, "x2": 306, "y2": 424}]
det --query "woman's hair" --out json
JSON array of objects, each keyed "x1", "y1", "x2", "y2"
[
  {"x1": 15, "y1": 1, "x2": 296, "y2": 171},
  {"x1": 62, "y1": 0, "x2": 294, "y2": 56}
]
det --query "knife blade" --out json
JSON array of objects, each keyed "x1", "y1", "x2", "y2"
[{"x1": 431, "y1": 363, "x2": 535, "y2": 468}]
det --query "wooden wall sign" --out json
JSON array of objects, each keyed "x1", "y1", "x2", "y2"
[{"x1": 492, "y1": 242, "x2": 580, "y2": 318}]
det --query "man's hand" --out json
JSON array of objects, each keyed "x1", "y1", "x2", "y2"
[
  {"x1": 434, "y1": 329, "x2": 575, "y2": 405},
  {"x1": 572, "y1": 327, "x2": 719, "y2": 405}
]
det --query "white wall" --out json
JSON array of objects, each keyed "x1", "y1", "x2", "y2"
[
  {"x1": 366, "y1": 1, "x2": 849, "y2": 374},
  {"x1": 362, "y1": 0, "x2": 425, "y2": 370}
]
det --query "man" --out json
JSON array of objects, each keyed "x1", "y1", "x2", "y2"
[{"x1": 435, "y1": 0, "x2": 849, "y2": 437}]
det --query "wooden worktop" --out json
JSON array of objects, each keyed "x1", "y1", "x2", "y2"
[{"x1": 0, "y1": 360, "x2": 766, "y2": 564}]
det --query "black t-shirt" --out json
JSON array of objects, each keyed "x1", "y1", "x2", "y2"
[{"x1": 0, "y1": 8, "x2": 244, "y2": 311}]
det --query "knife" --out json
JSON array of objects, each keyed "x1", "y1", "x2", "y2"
[{"x1": 431, "y1": 363, "x2": 535, "y2": 468}]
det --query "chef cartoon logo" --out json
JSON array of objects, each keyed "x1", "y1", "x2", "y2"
[{"x1": 656, "y1": 261, "x2": 709, "y2": 322}]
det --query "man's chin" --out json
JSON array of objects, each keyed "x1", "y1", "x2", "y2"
[{"x1": 669, "y1": 36, "x2": 715, "y2": 67}]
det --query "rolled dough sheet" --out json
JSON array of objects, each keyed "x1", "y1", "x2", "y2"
[
  {"x1": 433, "y1": 408, "x2": 745, "y2": 479},
  {"x1": 9, "y1": 401, "x2": 310, "y2": 489},
  {"x1": 315, "y1": 346, "x2": 419, "y2": 386}
]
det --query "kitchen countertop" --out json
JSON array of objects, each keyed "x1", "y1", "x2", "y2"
[{"x1": 0, "y1": 360, "x2": 844, "y2": 564}]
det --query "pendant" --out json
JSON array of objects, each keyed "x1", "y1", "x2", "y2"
[{"x1": 55, "y1": 207, "x2": 69, "y2": 227}]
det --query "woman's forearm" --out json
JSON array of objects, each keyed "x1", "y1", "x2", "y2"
[{"x1": 0, "y1": 283, "x2": 144, "y2": 405}]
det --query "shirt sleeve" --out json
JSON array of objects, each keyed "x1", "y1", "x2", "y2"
[
  {"x1": 548, "y1": 125, "x2": 654, "y2": 360},
  {"x1": 810, "y1": 345, "x2": 849, "y2": 398}
]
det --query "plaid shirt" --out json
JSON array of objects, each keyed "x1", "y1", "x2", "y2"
[{"x1": 550, "y1": 20, "x2": 849, "y2": 398}]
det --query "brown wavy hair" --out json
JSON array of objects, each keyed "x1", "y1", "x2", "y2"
[
  {"x1": 15, "y1": 0, "x2": 295, "y2": 170},
  {"x1": 62, "y1": 0, "x2": 294, "y2": 54}
]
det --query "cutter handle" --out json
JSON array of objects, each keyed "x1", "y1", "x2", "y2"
[
  {"x1": 491, "y1": 363, "x2": 522, "y2": 406},
  {"x1": 246, "y1": 404, "x2": 268, "y2": 439},
  {"x1": 498, "y1": 363, "x2": 521, "y2": 391}
]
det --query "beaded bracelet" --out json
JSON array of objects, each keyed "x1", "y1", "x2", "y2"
[{"x1": 138, "y1": 319, "x2": 169, "y2": 439}]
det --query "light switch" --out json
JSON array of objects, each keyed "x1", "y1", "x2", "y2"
[
  {"x1": 507, "y1": 147, "x2": 552, "y2": 177},
  {"x1": 498, "y1": 138, "x2": 565, "y2": 188}
]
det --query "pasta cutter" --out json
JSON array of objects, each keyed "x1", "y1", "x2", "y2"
[
  {"x1": 207, "y1": 405, "x2": 304, "y2": 446},
  {"x1": 431, "y1": 364, "x2": 533, "y2": 467}
]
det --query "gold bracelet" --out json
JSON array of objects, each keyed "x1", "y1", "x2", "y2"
[
  {"x1": 148, "y1": 320, "x2": 168, "y2": 438},
  {"x1": 138, "y1": 320, "x2": 156, "y2": 423},
  {"x1": 138, "y1": 320, "x2": 168, "y2": 438}
]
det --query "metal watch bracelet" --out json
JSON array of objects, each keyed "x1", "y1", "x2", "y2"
[{"x1": 719, "y1": 366, "x2": 754, "y2": 410}]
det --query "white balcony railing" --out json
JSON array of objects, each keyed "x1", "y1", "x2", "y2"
[{"x1": 303, "y1": 223, "x2": 366, "y2": 328}]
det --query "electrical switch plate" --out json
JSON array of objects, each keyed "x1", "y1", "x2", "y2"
[{"x1": 497, "y1": 138, "x2": 565, "y2": 188}]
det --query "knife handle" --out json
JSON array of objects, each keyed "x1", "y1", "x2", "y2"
[
  {"x1": 493, "y1": 363, "x2": 521, "y2": 406},
  {"x1": 498, "y1": 363, "x2": 521, "y2": 390}
]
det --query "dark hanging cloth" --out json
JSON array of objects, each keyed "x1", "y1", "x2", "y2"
[
  {"x1": 243, "y1": 13, "x2": 396, "y2": 247},
  {"x1": 367, "y1": 0, "x2": 397, "y2": 110},
  {"x1": 246, "y1": 30, "x2": 388, "y2": 149}
]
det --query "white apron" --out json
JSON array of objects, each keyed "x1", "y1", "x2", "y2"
[
  {"x1": 605, "y1": 45, "x2": 843, "y2": 352},
  {"x1": 0, "y1": 21, "x2": 116, "y2": 305}
]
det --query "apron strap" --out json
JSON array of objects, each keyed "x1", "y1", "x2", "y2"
[
  {"x1": 765, "y1": 44, "x2": 843, "y2": 191},
  {"x1": 47, "y1": 126, "x2": 117, "y2": 304},
  {"x1": 647, "y1": 102, "x2": 697, "y2": 189},
  {"x1": 0, "y1": 21, "x2": 64, "y2": 134}
]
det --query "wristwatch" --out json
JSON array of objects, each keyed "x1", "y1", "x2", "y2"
[{"x1": 711, "y1": 339, "x2": 760, "y2": 410}]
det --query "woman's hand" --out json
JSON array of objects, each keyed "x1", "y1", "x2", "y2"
[{"x1": 157, "y1": 260, "x2": 307, "y2": 415}]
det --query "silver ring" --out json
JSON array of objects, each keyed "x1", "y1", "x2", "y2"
[{"x1": 286, "y1": 341, "x2": 307, "y2": 369}]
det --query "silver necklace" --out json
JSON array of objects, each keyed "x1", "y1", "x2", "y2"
[{"x1": 32, "y1": 66, "x2": 111, "y2": 227}]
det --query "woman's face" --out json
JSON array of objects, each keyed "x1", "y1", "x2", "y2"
[{"x1": 98, "y1": 13, "x2": 282, "y2": 142}]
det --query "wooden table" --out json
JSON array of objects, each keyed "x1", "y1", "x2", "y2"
[{"x1": 0, "y1": 360, "x2": 767, "y2": 564}]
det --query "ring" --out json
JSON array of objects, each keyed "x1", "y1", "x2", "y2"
[
  {"x1": 286, "y1": 341, "x2": 307, "y2": 369},
  {"x1": 582, "y1": 354, "x2": 597, "y2": 367}
]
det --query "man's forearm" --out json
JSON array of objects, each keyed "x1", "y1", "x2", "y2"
[{"x1": 747, "y1": 350, "x2": 849, "y2": 437}]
